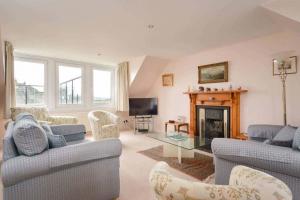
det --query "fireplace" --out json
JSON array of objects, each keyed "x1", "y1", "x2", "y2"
[
  {"x1": 196, "y1": 106, "x2": 230, "y2": 150},
  {"x1": 185, "y1": 90, "x2": 247, "y2": 140}
]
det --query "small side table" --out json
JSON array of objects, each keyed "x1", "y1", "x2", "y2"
[{"x1": 165, "y1": 121, "x2": 189, "y2": 134}]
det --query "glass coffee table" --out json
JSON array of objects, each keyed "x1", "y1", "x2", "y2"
[{"x1": 147, "y1": 132, "x2": 199, "y2": 164}]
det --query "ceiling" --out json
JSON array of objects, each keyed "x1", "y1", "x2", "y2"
[{"x1": 0, "y1": 0, "x2": 296, "y2": 65}]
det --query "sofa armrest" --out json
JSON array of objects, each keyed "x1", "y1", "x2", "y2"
[
  {"x1": 1, "y1": 152, "x2": 50, "y2": 187},
  {"x1": 108, "y1": 113, "x2": 120, "y2": 124},
  {"x1": 49, "y1": 139, "x2": 122, "y2": 169},
  {"x1": 212, "y1": 138, "x2": 300, "y2": 178},
  {"x1": 48, "y1": 115, "x2": 78, "y2": 125},
  {"x1": 247, "y1": 124, "x2": 283, "y2": 141},
  {"x1": 1, "y1": 139, "x2": 122, "y2": 187}
]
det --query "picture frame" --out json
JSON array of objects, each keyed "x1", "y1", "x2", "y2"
[
  {"x1": 162, "y1": 73, "x2": 174, "y2": 86},
  {"x1": 198, "y1": 61, "x2": 228, "y2": 84},
  {"x1": 273, "y1": 56, "x2": 297, "y2": 76}
]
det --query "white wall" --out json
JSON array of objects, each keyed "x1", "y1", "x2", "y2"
[{"x1": 147, "y1": 31, "x2": 300, "y2": 133}]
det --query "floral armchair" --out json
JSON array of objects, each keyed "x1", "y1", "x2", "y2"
[
  {"x1": 88, "y1": 110, "x2": 120, "y2": 140},
  {"x1": 10, "y1": 107, "x2": 78, "y2": 125},
  {"x1": 149, "y1": 162, "x2": 292, "y2": 200}
]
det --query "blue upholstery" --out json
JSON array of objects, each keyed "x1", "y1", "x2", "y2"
[
  {"x1": 12, "y1": 115, "x2": 49, "y2": 156},
  {"x1": 292, "y1": 128, "x2": 300, "y2": 150},
  {"x1": 212, "y1": 124, "x2": 300, "y2": 200}
]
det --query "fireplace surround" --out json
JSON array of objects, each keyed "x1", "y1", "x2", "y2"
[{"x1": 184, "y1": 89, "x2": 248, "y2": 140}]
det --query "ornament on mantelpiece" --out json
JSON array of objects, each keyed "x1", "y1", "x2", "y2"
[{"x1": 199, "y1": 86, "x2": 205, "y2": 91}]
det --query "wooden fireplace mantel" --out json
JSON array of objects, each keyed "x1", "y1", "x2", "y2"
[{"x1": 184, "y1": 89, "x2": 248, "y2": 139}]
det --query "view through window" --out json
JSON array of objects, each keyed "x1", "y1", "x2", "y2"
[
  {"x1": 58, "y1": 65, "x2": 82, "y2": 104},
  {"x1": 93, "y1": 69, "x2": 112, "y2": 104},
  {"x1": 14, "y1": 60, "x2": 45, "y2": 105}
]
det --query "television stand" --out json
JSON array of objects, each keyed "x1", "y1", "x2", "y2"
[{"x1": 134, "y1": 116, "x2": 154, "y2": 134}]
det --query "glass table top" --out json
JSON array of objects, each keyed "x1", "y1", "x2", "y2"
[{"x1": 147, "y1": 132, "x2": 199, "y2": 150}]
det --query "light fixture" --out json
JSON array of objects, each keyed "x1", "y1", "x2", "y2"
[{"x1": 272, "y1": 51, "x2": 298, "y2": 126}]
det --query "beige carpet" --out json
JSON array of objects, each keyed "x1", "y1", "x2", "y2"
[
  {"x1": 119, "y1": 131, "x2": 214, "y2": 200},
  {"x1": 0, "y1": 131, "x2": 214, "y2": 200}
]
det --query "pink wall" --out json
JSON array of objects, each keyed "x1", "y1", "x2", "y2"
[
  {"x1": 147, "y1": 31, "x2": 300, "y2": 133},
  {"x1": 0, "y1": 27, "x2": 5, "y2": 119}
]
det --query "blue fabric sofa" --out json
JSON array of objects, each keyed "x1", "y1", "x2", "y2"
[
  {"x1": 212, "y1": 124, "x2": 300, "y2": 200},
  {"x1": 1, "y1": 122, "x2": 122, "y2": 200}
]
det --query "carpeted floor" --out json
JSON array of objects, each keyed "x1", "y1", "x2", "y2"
[
  {"x1": 138, "y1": 145, "x2": 214, "y2": 180},
  {"x1": 119, "y1": 131, "x2": 214, "y2": 200}
]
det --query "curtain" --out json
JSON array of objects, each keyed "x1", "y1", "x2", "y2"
[
  {"x1": 4, "y1": 41, "x2": 15, "y2": 118},
  {"x1": 116, "y1": 61, "x2": 129, "y2": 111}
]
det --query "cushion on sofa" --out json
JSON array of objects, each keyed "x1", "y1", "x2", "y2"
[
  {"x1": 3, "y1": 122, "x2": 19, "y2": 161},
  {"x1": 292, "y1": 127, "x2": 300, "y2": 150},
  {"x1": 270, "y1": 125, "x2": 297, "y2": 147},
  {"x1": 41, "y1": 124, "x2": 67, "y2": 148},
  {"x1": 247, "y1": 124, "x2": 283, "y2": 141},
  {"x1": 13, "y1": 114, "x2": 49, "y2": 156}
]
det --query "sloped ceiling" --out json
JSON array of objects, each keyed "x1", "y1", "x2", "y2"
[
  {"x1": 0, "y1": 0, "x2": 285, "y2": 65},
  {"x1": 262, "y1": 0, "x2": 300, "y2": 23},
  {"x1": 129, "y1": 56, "x2": 169, "y2": 97}
]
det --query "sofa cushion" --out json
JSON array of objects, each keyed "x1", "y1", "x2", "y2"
[
  {"x1": 270, "y1": 125, "x2": 297, "y2": 147},
  {"x1": 247, "y1": 124, "x2": 283, "y2": 141},
  {"x1": 50, "y1": 124, "x2": 86, "y2": 142},
  {"x1": 292, "y1": 127, "x2": 300, "y2": 150},
  {"x1": 13, "y1": 114, "x2": 49, "y2": 156},
  {"x1": 41, "y1": 124, "x2": 67, "y2": 148},
  {"x1": 3, "y1": 122, "x2": 19, "y2": 161}
]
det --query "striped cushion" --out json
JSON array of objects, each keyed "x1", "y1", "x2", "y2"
[{"x1": 13, "y1": 114, "x2": 49, "y2": 156}]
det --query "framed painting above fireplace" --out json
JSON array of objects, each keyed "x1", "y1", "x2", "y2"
[{"x1": 198, "y1": 61, "x2": 228, "y2": 84}]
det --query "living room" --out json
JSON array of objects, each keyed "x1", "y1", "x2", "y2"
[{"x1": 0, "y1": 0, "x2": 299, "y2": 200}]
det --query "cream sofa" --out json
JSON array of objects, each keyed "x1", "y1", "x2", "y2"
[
  {"x1": 149, "y1": 161, "x2": 292, "y2": 200},
  {"x1": 88, "y1": 110, "x2": 119, "y2": 140},
  {"x1": 10, "y1": 107, "x2": 78, "y2": 125}
]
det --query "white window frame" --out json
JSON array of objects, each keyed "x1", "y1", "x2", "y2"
[
  {"x1": 14, "y1": 56, "x2": 48, "y2": 107},
  {"x1": 55, "y1": 62, "x2": 85, "y2": 109},
  {"x1": 91, "y1": 66, "x2": 115, "y2": 107}
]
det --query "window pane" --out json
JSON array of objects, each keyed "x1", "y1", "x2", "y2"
[
  {"x1": 58, "y1": 65, "x2": 82, "y2": 104},
  {"x1": 93, "y1": 69, "x2": 112, "y2": 104},
  {"x1": 14, "y1": 60, "x2": 45, "y2": 105}
]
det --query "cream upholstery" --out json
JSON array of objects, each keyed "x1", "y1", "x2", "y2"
[
  {"x1": 150, "y1": 162, "x2": 292, "y2": 200},
  {"x1": 88, "y1": 110, "x2": 120, "y2": 140},
  {"x1": 10, "y1": 107, "x2": 78, "y2": 125}
]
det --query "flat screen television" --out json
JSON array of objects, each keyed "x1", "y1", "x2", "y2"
[{"x1": 129, "y1": 98, "x2": 158, "y2": 116}]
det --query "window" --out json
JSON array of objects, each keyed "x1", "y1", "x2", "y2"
[
  {"x1": 58, "y1": 65, "x2": 82, "y2": 104},
  {"x1": 14, "y1": 59, "x2": 45, "y2": 105},
  {"x1": 93, "y1": 69, "x2": 112, "y2": 104}
]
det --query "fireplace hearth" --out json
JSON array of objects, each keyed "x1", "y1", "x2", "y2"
[{"x1": 196, "y1": 106, "x2": 230, "y2": 150}]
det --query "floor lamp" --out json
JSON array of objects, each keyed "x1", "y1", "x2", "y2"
[{"x1": 273, "y1": 56, "x2": 297, "y2": 126}]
